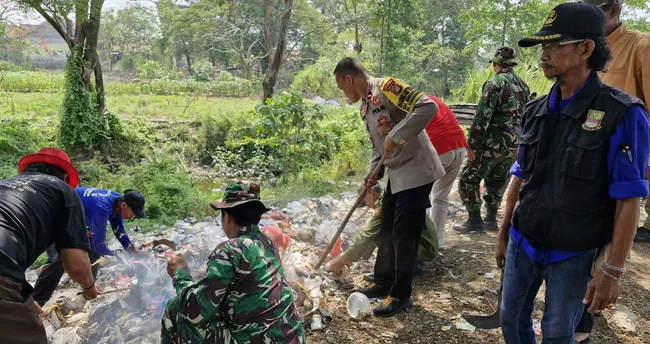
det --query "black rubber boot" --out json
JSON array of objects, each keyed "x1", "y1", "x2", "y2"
[
  {"x1": 453, "y1": 211, "x2": 484, "y2": 233},
  {"x1": 483, "y1": 207, "x2": 499, "y2": 232}
]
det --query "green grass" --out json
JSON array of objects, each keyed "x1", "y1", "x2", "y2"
[
  {"x1": 0, "y1": 71, "x2": 260, "y2": 97},
  {"x1": 0, "y1": 92, "x2": 258, "y2": 122}
]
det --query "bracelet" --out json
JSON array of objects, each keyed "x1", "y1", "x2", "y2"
[
  {"x1": 600, "y1": 268, "x2": 619, "y2": 281},
  {"x1": 83, "y1": 280, "x2": 95, "y2": 290},
  {"x1": 604, "y1": 263, "x2": 626, "y2": 273}
]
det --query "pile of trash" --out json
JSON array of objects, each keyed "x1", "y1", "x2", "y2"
[{"x1": 26, "y1": 191, "x2": 377, "y2": 343}]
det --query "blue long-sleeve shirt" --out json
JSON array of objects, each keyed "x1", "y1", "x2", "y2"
[
  {"x1": 510, "y1": 77, "x2": 650, "y2": 264},
  {"x1": 76, "y1": 187, "x2": 132, "y2": 256}
]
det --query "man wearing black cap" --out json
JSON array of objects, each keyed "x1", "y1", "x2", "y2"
[
  {"x1": 32, "y1": 186, "x2": 147, "y2": 306},
  {"x1": 495, "y1": 3, "x2": 650, "y2": 343}
]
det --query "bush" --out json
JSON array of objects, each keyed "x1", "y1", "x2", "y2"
[
  {"x1": 217, "y1": 70, "x2": 233, "y2": 81},
  {"x1": 0, "y1": 71, "x2": 260, "y2": 97},
  {"x1": 0, "y1": 71, "x2": 62, "y2": 92},
  {"x1": 136, "y1": 61, "x2": 183, "y2": 80},
  {"x1": 290, "y1": 56, "x2": 344, "y2": 101},
  {"x1": 0, "y1": 61, "x2": 20, "y2": 72},
  {"x1": 191, "y1": 62, "x2": 214, "y2": 82},
  {"x1": 0, "y1": 118, "x2": 49, "y2": 179},
  {"x1": 208, "y1": 92, "x2": 369, "y2": 182},
  {"x1": 77, "y1": 156, "x2": 215, "y2": 223}
]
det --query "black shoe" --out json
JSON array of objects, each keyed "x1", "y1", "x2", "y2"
[
  {"x1": 575, "y1": 338, "x2": 592, "y2": 344},
  {"x1": 363, "y1": 273, "x2": 374, "y2": 282},
  {"x1": 483, "y1": 207, "x2": 499, "y2": 232},
  {"x1": 414, "y1": 262, "x2": 424, "y2": 277},
  {"x1": 454, "y1": 212, "x2": 484, "y2": 233},
  {"x1": 356, "y1": 284, "x2": 389, "y2": 298},
  {"x1": 634, "y1": 227, "x2": 650, "y2": 242},
  {"x1": 373, "y1": 296, "x2": 413, "y2": 317}
]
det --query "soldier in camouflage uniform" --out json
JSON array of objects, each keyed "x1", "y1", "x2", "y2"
[
  {"x1": 161, "y1": 182, "x2": 306, "y2": 344},
  {"x1": 455, "y1": 47, "x2": 531, "y2": 232}
]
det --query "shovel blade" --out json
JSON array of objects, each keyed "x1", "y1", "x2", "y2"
[{"x1": 461, "y1": 307, "x2": 501, "y2": 329}]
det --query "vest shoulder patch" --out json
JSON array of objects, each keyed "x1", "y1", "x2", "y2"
[{"x1": 380, "y1": 77, "x2": 423, "y2": 113}]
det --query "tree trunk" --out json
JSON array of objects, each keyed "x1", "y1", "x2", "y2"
[
  {"x1": 93, "y1": 50, "x2": 106, "y2": 115},
  {"x1": 502, "y1": 0, "x2": 509, "y2": 46},
  {"x1": 262, "y1": 0, "x2": 294, "y2": 101},
  {"x1": 352, "y1": 1, "x2": 362, "y2": 54},
  {"x1": 185, "y1": 53, "x2": 192, "y2": 74}
]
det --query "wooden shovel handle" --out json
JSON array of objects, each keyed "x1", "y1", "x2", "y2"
[{"x1": 313, "y1": 156, "x2": 386, "y2": 270}]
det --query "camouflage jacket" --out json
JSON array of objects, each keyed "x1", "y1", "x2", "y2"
[
  {"x1": 172, "y1": 225, "x2": 306, "y2": 344},
  {"x1": 467, "y1": 68, "x2": 531, "y2": 152}
]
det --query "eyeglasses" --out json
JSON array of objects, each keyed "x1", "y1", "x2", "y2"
[{"x1": 539, "y1": 39, "x2": 585, "y2": 53}]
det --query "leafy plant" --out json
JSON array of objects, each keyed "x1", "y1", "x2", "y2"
[
  {"x1": 58, "y1": 46, "x2": 106, "y2": 150},
  {"x1": 191, "y1": 62, "x2": 214, "y2": 82}
]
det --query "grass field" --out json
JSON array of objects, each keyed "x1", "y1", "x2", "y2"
[{"x1": 0, "y1": 92, "x2": 259, "y2": 121}]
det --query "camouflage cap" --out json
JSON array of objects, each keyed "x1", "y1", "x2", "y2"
[
  {"x1": 489, "y1": 46, "x2": 517, "y2": 65},
  {"x1": 210, "y1": 181, "x2": 271, "y2": 211}
]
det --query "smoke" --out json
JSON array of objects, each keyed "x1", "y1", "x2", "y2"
[{"x1": 81, "y1": 221, "x2": 228, "y2": 343}]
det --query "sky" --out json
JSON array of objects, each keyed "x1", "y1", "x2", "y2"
[{"x1": 18, "y1": 0, "x2": 149, "y2": 24}]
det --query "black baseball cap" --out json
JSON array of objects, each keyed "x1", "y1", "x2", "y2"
[
  {"x1": 518, "y1": 2, "x2": 606, "y2": 47},
  {"x1": 123, "y1": 189, "x2": 146, "y2": 218}
]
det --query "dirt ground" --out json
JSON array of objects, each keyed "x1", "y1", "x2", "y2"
[{"x1": 307, "y1": 192, "x2": 650, "y2": 344}]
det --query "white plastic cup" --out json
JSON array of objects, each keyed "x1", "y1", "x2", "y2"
[{"x1": 347, "y1": 292, "x2": 371, "y2": 318}]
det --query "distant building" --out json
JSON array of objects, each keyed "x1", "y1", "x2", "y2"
[{"x1": 7, "y1": 21, "x2": 69, "y2": 69}]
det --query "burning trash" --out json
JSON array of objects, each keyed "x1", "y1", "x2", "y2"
[{"x1": 26, "y1": 191, "x2": 375, "y2": 343}]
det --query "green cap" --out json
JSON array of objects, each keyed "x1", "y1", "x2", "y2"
[
  {"x1": 210, "y1": 182, "x2": 271, "y2": 211},
  {"x1": 489, "y1": 46, "x2": 517, "y2": 65}
]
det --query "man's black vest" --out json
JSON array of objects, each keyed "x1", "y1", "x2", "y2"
[{"x1": 513, "y1": 74, "x2": 644, "y2": 251}]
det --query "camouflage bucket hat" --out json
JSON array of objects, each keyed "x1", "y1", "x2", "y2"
[
  {"x1": 489, "y1": 46, "x2": 517, "y2": 65},
  {"x1": 210, "y1": 182, "x2": 271, "y2": 211}
]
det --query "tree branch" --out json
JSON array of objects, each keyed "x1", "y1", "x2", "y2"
[{"x1": 31, "y1": 6, "x2": 73, "y2": 49}]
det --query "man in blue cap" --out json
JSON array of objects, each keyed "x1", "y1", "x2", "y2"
[
  {"x1": 32, "y1": 187, "x2": 147, "y2": 306},
  {"x1": 495, "y1": 2, "x2": 650, "y2": 343}
]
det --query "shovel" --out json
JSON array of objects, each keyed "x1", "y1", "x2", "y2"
[
  {"x1": 461, "y1": 264, "x2": 504, "y2": 329},
  {"x1": 313, "y1": 155, "x2": 386, "y2": 270}
]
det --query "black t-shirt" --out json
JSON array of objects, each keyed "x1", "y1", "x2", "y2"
[{"x1": 0, "y1": 173, "x2": 90, "y2": 281}]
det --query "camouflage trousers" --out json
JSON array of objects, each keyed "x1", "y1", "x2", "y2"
[
  {"x1": 458, "y1": 149, "x2": 517, "y2": 213},
  {"x1": 160, "y1": 296, "x2": 230, "y2": 344}
]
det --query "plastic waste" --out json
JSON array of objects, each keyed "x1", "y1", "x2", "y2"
[
  {"x1": 310, "y1": 314, "x2": 323, "y2": 331},
  {"x1": 261, "y1": 224, "x2": 290, "y2": 252},
  {"x1": 51, "y1": 327, "x2": 83, "y2": 344},
  {"x1": 347, "y1": 292, "x2": 371, "y2": 318}
]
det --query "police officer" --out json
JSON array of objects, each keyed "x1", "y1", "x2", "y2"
[
  {"x1": 455, "y1": 47, "x2": 530, "y2": 232},
  {"x1": 495, "y1": 3, "x2": 650, "y2": 343},
  {"x1": 334, "y1": 57, "x2": 445, "y2": 317}
]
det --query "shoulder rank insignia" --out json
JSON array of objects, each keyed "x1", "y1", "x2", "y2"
[{"x1": 582, "y1": 110, "x2": 605, "y2": 131}]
